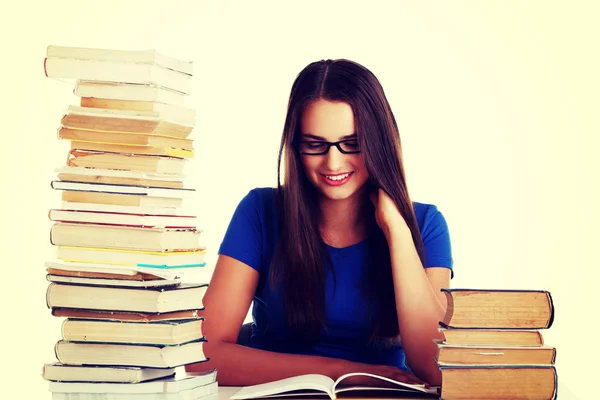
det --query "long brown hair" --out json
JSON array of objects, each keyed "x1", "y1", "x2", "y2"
[{"x1": 270, "y1": 59, "x2": 426, "y2": 344}]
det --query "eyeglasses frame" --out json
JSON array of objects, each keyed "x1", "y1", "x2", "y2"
[{"x1": 294, "y1": 139, "x2": 361, "y2": 155}]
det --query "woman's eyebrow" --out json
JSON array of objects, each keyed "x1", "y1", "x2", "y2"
[{"x1": 301, "y1": 133, "x2": 357, "y2": 140}]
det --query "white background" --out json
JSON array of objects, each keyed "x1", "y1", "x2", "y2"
[{"x1": 1, "y1": 1, "x2": 598, "y2": 399}]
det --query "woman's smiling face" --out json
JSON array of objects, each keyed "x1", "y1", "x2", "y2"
[{"x1": 298, "y1": 99, "x2": 369, "y2": 201}]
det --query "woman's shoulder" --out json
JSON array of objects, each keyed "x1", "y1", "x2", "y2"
[
  {"x1": 246, "y1": 186, "x2": 277, "y2": 199},
  {"x1": 412, "y1": 201, "x2": 449, "y2": 235},
  {"x1": 234, "y1": 187, "x2": 279, "y2": 226},
  {"x1": 239, "y1": 187, "x2": 277, "y2": 210},
  {"x1": 412, "y1": 200, "x2": 440, "y2": 217}
]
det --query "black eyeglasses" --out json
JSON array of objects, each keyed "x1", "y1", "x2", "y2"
[{"x1": 294, "y1": 139, "x2": 361, "y2": 155}]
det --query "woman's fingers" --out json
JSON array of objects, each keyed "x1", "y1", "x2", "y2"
[{"x1": 395, "y1": 371, "x2": 429, "y2": 387}]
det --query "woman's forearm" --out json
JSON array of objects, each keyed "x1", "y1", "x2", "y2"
[
  {"x1": 186, "y1": 340, "x2": 359, "y2": 386},
  {"x1": 386, "y1": 225, "x2": 447, "y2": 385}
]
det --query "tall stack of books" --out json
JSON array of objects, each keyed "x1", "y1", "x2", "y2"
[
  {"x1": 41, "y1": 45, "x2": 217, "y2": 400},
  {"x1": 435, "y1": 289, "x2": 557, "y2": 400}
]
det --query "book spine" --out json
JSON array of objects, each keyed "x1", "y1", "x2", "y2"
[
  {"x1": 53, "y1": 340, "x2": 62, "y2": 364},
  {"x1": 545, "y1": 291, "x2": 555, "y2": 329},
  {"x1": 60, "y1": 318, "x2": 68, "y2": 340},
  {"x1": 438, "y1": 322, "x2": 548, "y2": 330},
  {"x1": 46, "y1": 282, "x2": 54, "y2": 309},
  {"x1": 49, "y1": 223, "x2": 57, "y2": 246},
  {"x1": 442, "y1": 288, "x2": 552, "y2": 294}
]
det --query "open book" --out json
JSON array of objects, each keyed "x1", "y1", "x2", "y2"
[{"x1": 230, "y1": 373, "x2": 439, "y2": 400}]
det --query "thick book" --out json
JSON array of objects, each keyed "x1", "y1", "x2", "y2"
[
  {"x1": 61, "y1": 318, "x2": 203, "y2": 346},
  {"x1": 45, "y1": 57, "x2": 191, "y2": 95},
  {"x1": 66, "y1": 105, "x2": 194, "y2": 131},
  {"x1": 80, "y1": 97, "x2": 195, "y2": 121},
  {"x1": 441, "y1": 289, "x2": 554, "y2": 329},
  {"x1": 438, "y1": 327, "x2": 544, "y2": 347},
  {"x1": 50, "y1": 223, "x2": 203, "y2": 252},
  {"x1": 74, "y1": 81, "x2": 186, "y2": 106},
  {"x1": 46, "y1": 282, "x2": 207, "y2": 313},
  {"x1": 52, "y1": 308, "x2": 203, "y2": 323},
  {"x1": 58, "y1": 127, "x2": 194, "y2": 151},
  {"x1": 51, "y1": 381, "x2": 217, "y2": 400},
  {"x1": 54, "y1": 339, "x2": 207, "y2": 368},
  {"x1": 46, "y1": 46, "x2": 193, "y2": 75},
  {"x1": 42, "y1": 363, "x2": 176, "y2": 383},
  {"x1": 44, "y1": 45, "x2": 192, "y2": 95},
  {"x1": 439, "y1": 365, "x2": 557, "y2": 400},
  {"x1": 49, "y1": 369, "x2": 216, "y2": 393},
  {"x1": 70, "y1": 141, "x2": 193, "y2": 158},
  {"x1": 56, "y1": 165, "x2": 186, "y2": 188},
  {"x1": 62, "y1": 191, "x2": 183, "y2": 208},
  {"x1": 61, "y1": 109, "x2": 193, "y2": 139},
  {"x1": 435, "y1": 340, "x2": 556, "y2": 366},
  {"x1": 49, "y1": 209, "x2": 197, "y2": 228},
  {"x1": 66, "y1": 150, "x2": 187, "y2": 175},
  {"x1": 230, "y1": 373, "x2": 437, "y2": 400},
  {"x1": 56, "y1": 246, "x2": 206, "y2": 268},
  {"x1": 51, "y1": 180, "x2": 195, "y2": 199}
]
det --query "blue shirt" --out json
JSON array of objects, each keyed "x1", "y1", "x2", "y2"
[{"x1": 218, "y1": 187, "x2": 453, "y2": 371}]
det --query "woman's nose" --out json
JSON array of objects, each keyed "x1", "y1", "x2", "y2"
[{"x1": 324, "y1": 145, "x2": 345, "y2": 171}]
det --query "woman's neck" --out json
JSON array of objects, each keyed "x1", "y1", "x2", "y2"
[{"x1": 318, "y1": 189, "x2": 368, "y2": 248}]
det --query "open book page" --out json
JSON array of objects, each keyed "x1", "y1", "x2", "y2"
[
  {"x1": 230, "y1": 374, "x2": 335, "y2": 400},
  {"x1": 333, "y1": 372, "x2": 439, "y2": 395}
]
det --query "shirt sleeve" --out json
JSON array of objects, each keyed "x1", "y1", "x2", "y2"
[
  {"x1": 420, "y1": 205, "x2": 454, "y2": 278},
  {"x1": 218, "y1": 189, "x2": 263, "y2": 272}
]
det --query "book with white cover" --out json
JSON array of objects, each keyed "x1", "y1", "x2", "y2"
[
  {"x1": 56, "y1": 246, "x2": 206, "y2": 268},
  {"x1": 51, "y1": 381, "x2": 218, "y2": 400},
  {"x1": 46, "y1": 282, "x2": 208, "y2": 313},
  {"x1": 61, "y1": 202, "x2": 194, "y2": 217},
  {"x1": 60, "y1": 318, "x2": 204, "y2": 346},
  {"x1": 53, "y1": 339, "x2": 207, "y2": 368},
  {"x1": 79, "y1": 99, "x2": 196, "y2": 123},
  {"x1": 51, "y1": 180, "x2": 195, "y2": 199},
  {"x1": 50, "y1": 223, "x2": 203, "y2": 252},
  {"x1": 46, "y1": 46, "x2": 193, "y2": 75},
  {"x1": 42, "y1": 363, "x2": 176, "y2": 383},
  {"x1": 45, "y1": 57, "x2": 191, "y2": 95},
  {"x1": 46, "y1": 274, "x2": 181, "y2": 288},
  {"x1": 55, "y1": 166, "x2": 186, "y2": 181},
  {"x1": 74, "y1": 81, "x2": 185, "y2": 106},
  {"x1": 67, "y1": 105, "x2": 195, "y2": 128},
  {"x1": 45, "y1": 45, "x2": 192, "y2": 95},
  {"x1": 45, "y1": 260, "x2": 192, "y2": 280},
  {"x1": 49, "y1": 369, "x2": 216, "y2": 394},
  {"x1": 49, "y1": 209, "x2": 198, "y2": 228}
]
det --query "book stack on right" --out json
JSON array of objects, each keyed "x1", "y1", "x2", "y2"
[
  {"x1": 41, "y1": 45, "x2": 217, "y2": 400},
  {"x1": 436, "y1": 289, "x2": 558, "y2": 400}
]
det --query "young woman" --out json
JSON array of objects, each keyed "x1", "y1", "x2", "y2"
[{"x1": 186, "y1": 59, "x2": 453, "y2": 387}]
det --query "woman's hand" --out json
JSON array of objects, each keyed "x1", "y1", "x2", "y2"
[
  {"x1": 339, "y1": 362, "x2": 429, "y2": 388},
  {"x1": 369, "y1": 188, "x2": 409, "y2": 239}
]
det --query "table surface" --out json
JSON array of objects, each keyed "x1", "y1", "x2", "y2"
[{"x1": 210, "y1": 383, "x2": 582, "y2": 400}]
